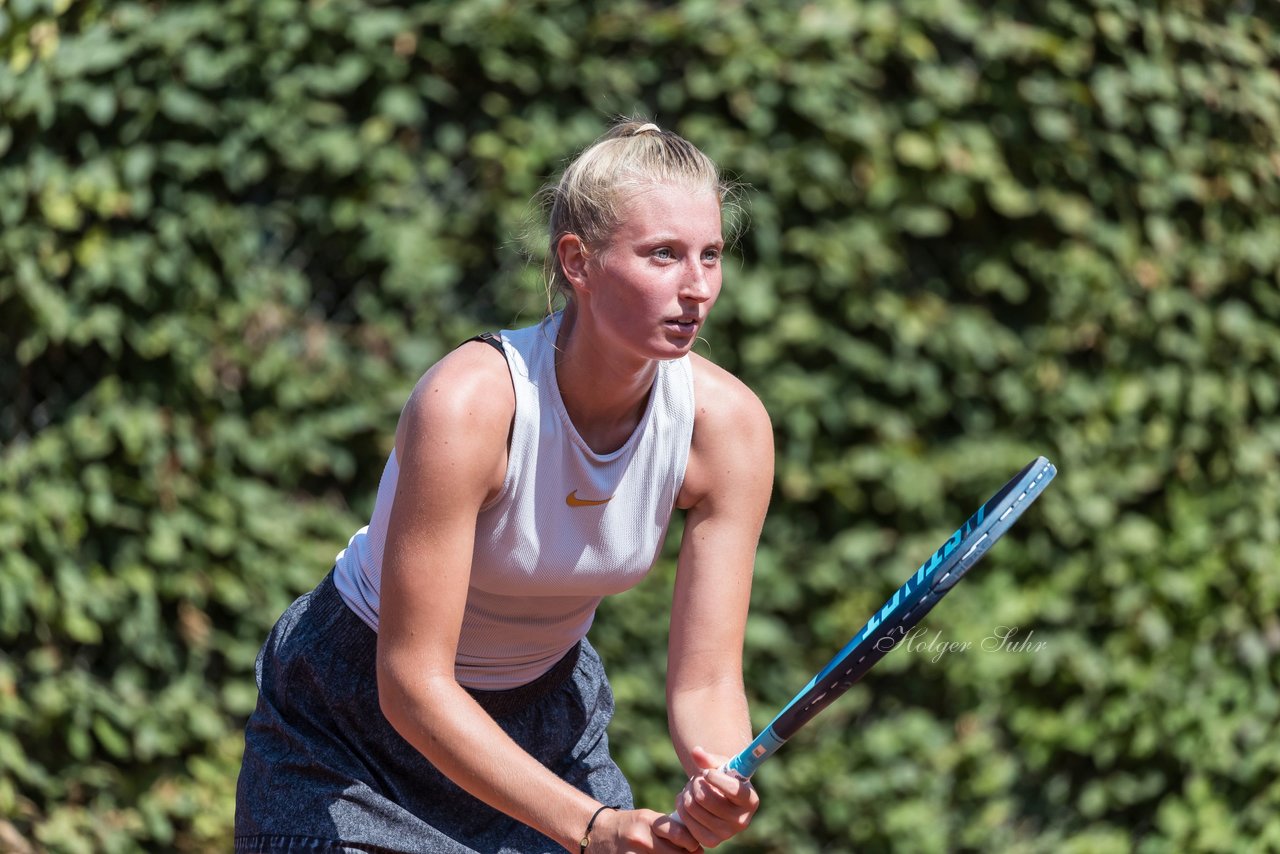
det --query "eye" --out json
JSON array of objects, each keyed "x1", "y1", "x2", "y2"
[
  {"x1": 653, "y1": 247, "x2": 674, "y2": 261},
  {"x1": 701, "y1": 248, "x2": 721, "y2": 264}
]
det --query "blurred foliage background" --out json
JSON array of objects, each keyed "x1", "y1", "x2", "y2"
[{"x1": 2, "y1": 0, "x2": 1279, "y2": 851}]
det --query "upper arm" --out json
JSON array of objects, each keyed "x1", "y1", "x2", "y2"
[
  {"x1": 668, "y1": 356, "x2": 774, "y2": 694},
  {"x1": 377, "y1": 342, "x2": 513, "y2": 694}
]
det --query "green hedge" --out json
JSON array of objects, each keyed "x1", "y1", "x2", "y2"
[{"x1": 2, "y1": 1, "x2": 1278, "y2": 851}]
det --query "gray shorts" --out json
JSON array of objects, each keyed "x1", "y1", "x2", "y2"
[{"x1": 234, "y1": 571, "x2": 634, "y2": 853}]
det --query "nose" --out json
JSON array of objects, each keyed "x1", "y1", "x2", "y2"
[{"x1": 680, "y1": 257, "x2": 716, "y2": 303}]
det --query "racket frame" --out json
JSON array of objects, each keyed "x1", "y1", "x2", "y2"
[{"x1": 723, "y1": 455, "x2": 1057, "y2": 778}]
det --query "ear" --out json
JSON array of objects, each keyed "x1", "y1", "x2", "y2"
[{"x1": 556, "y1": 233, "x2": 592, "y2": 293}]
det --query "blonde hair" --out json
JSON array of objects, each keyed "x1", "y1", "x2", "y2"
[{"x1": 543, "y1": 119, "x2": 738, "y2": 304}]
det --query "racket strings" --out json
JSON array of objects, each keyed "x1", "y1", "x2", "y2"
[{"x1": 837, "y1": 462, "x2": 1055, "y2": 683}]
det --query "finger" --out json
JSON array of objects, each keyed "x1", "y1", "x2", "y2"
[
  {"x1": 687, "y1": 747, "x2": 743, "y2": 797},
  {"x1": 653, "y1": 812, "x2": 704, "y2": 852},
  {"x1": 689, "y1": 745, "x2": 728, "y2": 772},
  {"x1": 699, "y1": 766, "x2": 756, "y2": 803},
  {"x1": 687, "y1": 747, "x2": 758, "y2": 805},
  {"x1": 677, "y1": 782, "x2": 754, "y2": 845},
  {"x1": 672, "y1": 800, "x2": 720, "y2": 851},
  {"x1": 688, "y1": 773, "x2": 758, "y2": 819}
]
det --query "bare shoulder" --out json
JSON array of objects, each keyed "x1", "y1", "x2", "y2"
[
  {"x1": 679, "y1": 353, "x2": 774, "y2": 510},
  {"x1": 395, "y1": 340, "x2": 514, "y2": 496},
  {"x1": 687, "y1": 352, "x2": 772, "y2": 440}
]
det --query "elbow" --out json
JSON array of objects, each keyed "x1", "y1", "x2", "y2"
[
  {"x1": 375, "y1": 652, "x2": 461, "y2": 743},
  {"x1": 376, "y1": 657, "x2": 413, "y2": 734}
]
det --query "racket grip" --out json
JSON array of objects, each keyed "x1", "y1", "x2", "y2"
[
  {"x1": 669, "y1": 747, "x2": 776, "y2": 826},
  {"x1": 666, "y1": 728, "x2": 783, "y2": 823},
  {"x1": 666, "y1": 762, "x2": 735, "y2": 825}
]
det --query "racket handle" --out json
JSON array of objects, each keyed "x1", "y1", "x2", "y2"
[
  {"x1": 666, "y1": 762, "x2": 735, "y2": 825},
  {"x1": 665, "y1": 737, "x2": 775, "y2": 825},
  {"x1": 723, "y1": 726, "x2": 786, "y2": 779}
]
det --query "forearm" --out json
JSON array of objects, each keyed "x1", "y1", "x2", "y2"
[
  {"x1": 664, "y1": 675, "x2": 763, "y2": 851},
  {"x1": 667, "y1": 676, "x2": 753, "y2": 775},
  {"x1": 379, "y1": 673, "x2": 599, "y2": 852}
]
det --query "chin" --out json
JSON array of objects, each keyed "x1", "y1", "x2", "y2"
[{"x1": 658, "y1": 338, "x2": 698, "y2": 359}]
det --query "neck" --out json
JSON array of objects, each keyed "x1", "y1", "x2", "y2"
[{"x1": 553, "y1": 305, "x2": 658, "y2": 455}]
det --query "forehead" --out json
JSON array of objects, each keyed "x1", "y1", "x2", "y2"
[{"x1": 611, "y1": 182, "x2": 722, "y2": 240}]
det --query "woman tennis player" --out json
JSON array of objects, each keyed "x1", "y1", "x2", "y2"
[{"x1": 235, "y1": 120, "x2": 773, "y2": 853}]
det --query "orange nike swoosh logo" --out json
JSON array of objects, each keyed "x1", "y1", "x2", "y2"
[{"x1": 566, "y1": 490, "x2": 612, "y2": 507}]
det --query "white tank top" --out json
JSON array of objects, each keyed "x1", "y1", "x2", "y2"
[{"x1": 334, "y1": 312, "x2": 696, "y2": 689}]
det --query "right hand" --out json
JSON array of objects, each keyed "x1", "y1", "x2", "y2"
[
  {"x1": 670, "y1": 748, "x2": 758, "y2": 848},
  {"x1": 586, "y1": 808, "x2": 703, "y2": 853}
]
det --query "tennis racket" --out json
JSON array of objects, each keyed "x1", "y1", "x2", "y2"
[{"x1": 700, "y1": 456, "x2": 1057, "y2": 783}]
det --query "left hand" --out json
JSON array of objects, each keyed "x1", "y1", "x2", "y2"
[{"x1": 672, "y1": 747, "x2": 760, "y2": 848}]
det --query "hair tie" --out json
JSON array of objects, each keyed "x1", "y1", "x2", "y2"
[{"x1": 632, "y1": 122, "x2": 662, "y2": 135}]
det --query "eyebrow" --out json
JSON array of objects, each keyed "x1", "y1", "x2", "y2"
[{"x1": 635, "y1": 233, "x2": 724, "y2": 245}]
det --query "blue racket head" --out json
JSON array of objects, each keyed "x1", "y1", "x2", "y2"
[{"x1": 762, "y1": 456, "x2": 1057, "y2": 743}]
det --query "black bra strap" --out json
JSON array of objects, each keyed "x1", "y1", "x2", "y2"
[{"x1": 468, "y1": 332, "x2": 504, "y2": 353}]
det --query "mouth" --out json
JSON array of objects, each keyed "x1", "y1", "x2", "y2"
[{"x1": 664, "y1": 315, "x2": 700, "y2": 335}]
